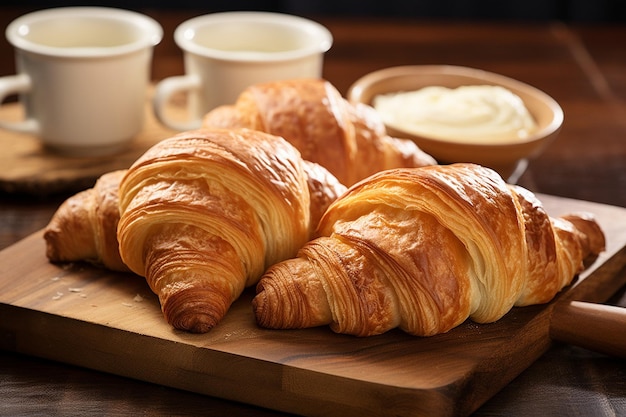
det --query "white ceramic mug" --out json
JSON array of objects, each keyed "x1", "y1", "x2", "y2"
[
  {"x1": 153, "y1": 11, "x2": 333, "y2": 131},
  {"x1": 0, "y1": 7, "x2": 163, "y2": 156}
]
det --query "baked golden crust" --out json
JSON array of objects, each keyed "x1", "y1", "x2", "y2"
[
  {"x1": 44, "y1": 169, "x2": 129, "y2": 272},
  {"x1": 115, "y1": 128, "x2": 345, "y2": 333},
  {"x1": 44, "y1": 127, "x2": 346, "y2": 333},
  {"x1": 253, "y1": 163, "x2": 606, "y2": 337},
  {"x1": 203, "y1": 78, "x2": 437, "y2": 186}
]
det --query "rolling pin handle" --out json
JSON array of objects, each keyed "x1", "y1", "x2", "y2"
[{"x1": 550, "y1": 300, "x2": 626, "y2": 358}]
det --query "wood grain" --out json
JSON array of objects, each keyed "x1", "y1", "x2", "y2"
[{"x1": 0, "y1": 194, "x2": 625, "y2": 417}]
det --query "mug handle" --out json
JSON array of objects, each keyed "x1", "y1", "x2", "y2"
[
  {"x1": 0, "y1": 74, "x2": 39, "y2": 134},
  {"x1": 153, "y1": 74, "x2": 202, "y2": 131}
]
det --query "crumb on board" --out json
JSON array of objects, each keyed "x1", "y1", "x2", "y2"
[
  {"x1": 121, "y1": 294, "x2": 146, "y2": 308},
  {"x1": 50, "y1": 286, "x2": 88, "y2": 300}
]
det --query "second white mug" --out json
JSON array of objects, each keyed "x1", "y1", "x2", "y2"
[{"x1": 153, "y1": 11, "x2": 333, "y2": 131}]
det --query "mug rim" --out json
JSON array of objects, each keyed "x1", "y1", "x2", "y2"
[
  {"x1": 5, "y1": 6, "x2": 163, "y2": 58},
  {"x1": 173, "y1": 11, "x2": 333, "y2": 62}
]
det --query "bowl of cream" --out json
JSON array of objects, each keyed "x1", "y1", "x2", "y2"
[{"x1": 347, "y1": 65, "x2": 563, "y2": 182}]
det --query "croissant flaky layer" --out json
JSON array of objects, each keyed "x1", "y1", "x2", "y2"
[
  {"x1": 253, "y1": 163, "x2": 606, "y2": 337},
  {"x1": 44, "y1": 128, "x2": 346, "y2": 334},
  {"x1": 115, "y1": 128, "x2": 346, "y2": 333},
  {"x1": 202, "y1": 78, "x2": 437, "y2": 186},
  {"x1": 44, "y1": 169, "x2": 130, "y2": 272}
]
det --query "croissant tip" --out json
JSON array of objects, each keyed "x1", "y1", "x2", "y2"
[
  {"x1": 42, "y1": 229, "x2": 59, "y2": 260},
  {"x1": 161, "y1": 289, "x2": 231, "y2": 334},
  {"x1": 181, "y1": 316, "x2": 219, "y2": 334},
  {"x1": 43, "y1": 226, "x2": 74, "y2": 263},
  {"x1": 166, "y1": 309, "x2": 222, "y2": 334},
  {"x1": 251, "y1": 288, "x2": 269, "y2": 327},
  {"x1": 562, "y1": 211, "x2": 607, "y2": 256}
]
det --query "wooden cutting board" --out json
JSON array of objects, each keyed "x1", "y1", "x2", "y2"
[{"x1": 1, "y1": 195, "x2": 625, "y2": 417}]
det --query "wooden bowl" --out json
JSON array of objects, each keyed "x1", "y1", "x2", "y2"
[{"x1": 347, "y1": 65, "x2": 564, "y2": 182}]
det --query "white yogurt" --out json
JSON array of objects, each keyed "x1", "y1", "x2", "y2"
[{"x1": 373, "y1": 85, "x2": 537, "y2": 144}]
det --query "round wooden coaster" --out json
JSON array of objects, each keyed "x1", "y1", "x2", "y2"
[{"x1": 0, "y1": 94, "x2": 179, "y2": 196}]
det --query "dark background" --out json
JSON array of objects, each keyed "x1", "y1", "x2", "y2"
[{"x1": 5, "y1": 0, "x2": 626, "y2": 22}]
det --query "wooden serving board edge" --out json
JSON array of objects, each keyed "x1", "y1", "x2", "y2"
[{"x1": 1, "y1": 289, "x2": 460, "y2": 417}]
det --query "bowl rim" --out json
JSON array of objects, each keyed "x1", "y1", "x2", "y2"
[{"x1": 347, "y1": 64, "x2": 564, "y2": 148}]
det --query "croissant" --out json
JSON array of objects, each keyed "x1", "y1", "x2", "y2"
[
  {"x1": 202, "y1": 78, "x2": 437, "y2": 186},
  {"x1": 115, "y1": 128, "x2": 346, "y2": 333},
  {"x1": 44, "y1": 169, "x2": 130, "y2": 272},
  {"x1": 252, "y1": 163, "x2": 606, "y2": 337},
  {"x1": 43, "y1": 144, "x2": 343, "y2": 279}
]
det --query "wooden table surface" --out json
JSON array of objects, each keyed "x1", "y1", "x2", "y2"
[{"x1": 1, "y1": 7, "x2": 625, "y2": 417}]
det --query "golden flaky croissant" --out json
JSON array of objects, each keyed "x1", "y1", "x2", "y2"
[
  {"x1": 44, "y1": 169, "x2": 130, "y2": 272},
  {"x1": 115, "y1": 128, "x2": 346, "y2": 333},
  {"x1": 253, "y1": 163, "x2": 606, "y2": 337},
  {"x1": 202, "y1": 78, "x2": 437, "y2": 186},
  {"x1": 43, "y1": 138, "x2": 344, "y2": 279}
]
